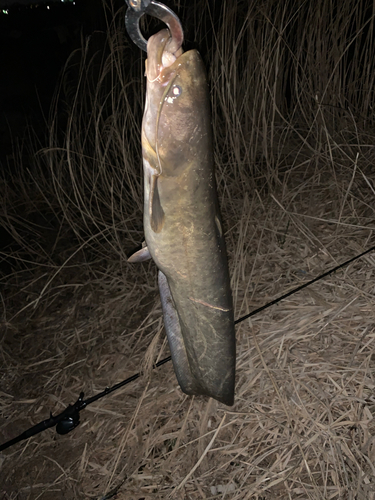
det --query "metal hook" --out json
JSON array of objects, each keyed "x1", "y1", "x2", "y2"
[{"x1": 125, "y1": 0, "x2": 184, "y2": 53}]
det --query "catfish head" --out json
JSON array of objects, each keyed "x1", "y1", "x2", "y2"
[{"x1": 142, "y1": 29, "x2": 212, "y2": 180}]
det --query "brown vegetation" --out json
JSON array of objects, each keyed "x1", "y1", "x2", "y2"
[{"x1": 1, "y1": 0, "x2": 375, "y2": 498}]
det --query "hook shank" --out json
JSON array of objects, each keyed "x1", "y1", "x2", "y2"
[{"x1": 125, "y1": 0, "x2": 184, "y2": 53}]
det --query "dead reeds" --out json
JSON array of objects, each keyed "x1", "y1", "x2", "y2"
[{"x1": 1, "y1": 0, "x2": 375, "y2": 498}]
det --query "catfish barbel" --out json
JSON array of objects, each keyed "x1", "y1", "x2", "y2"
[{"x1": 129, "y1": 28, "x2": 236, "y2": 406}]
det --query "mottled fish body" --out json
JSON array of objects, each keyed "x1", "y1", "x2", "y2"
[{"x1": 133, "y1": 29, "x2": 235, "y2": 405}]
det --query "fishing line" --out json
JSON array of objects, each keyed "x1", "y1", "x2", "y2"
[
  {"x1": 152, "y1": 243, "x2": 375, "y2": 366},
  {"x1": 1, "y1": 243, "x2": 374, "y2": 451}
]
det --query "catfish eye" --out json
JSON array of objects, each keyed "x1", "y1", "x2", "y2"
[{"x1": 165, "y1": 85, "x2": 182, "y2": 104}]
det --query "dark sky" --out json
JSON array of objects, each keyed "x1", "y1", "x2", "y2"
[{"x1": 0, "y1": 0, "x2": 66, "y2": 7}]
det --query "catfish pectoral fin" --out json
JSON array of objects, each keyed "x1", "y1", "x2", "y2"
[
  {"x1": 150, "y1": 176, "x2": 165, "y2": 233},
  {"x1": 158, "y1": 271, "x2": 198, "y2": 395},
  {"x1": 127, "y1": 244, "x2": 151, "y2": 263}
]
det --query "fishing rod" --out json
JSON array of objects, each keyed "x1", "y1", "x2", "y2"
[{"x1": 1, "y1": 243, "x2": 374, "y2": 452}]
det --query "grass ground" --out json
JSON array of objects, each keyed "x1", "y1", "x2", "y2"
[{"x1": 1, "y1": 0, "x2": 375, "y2": 498}]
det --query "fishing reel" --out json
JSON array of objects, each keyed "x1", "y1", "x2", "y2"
[
  {"x1": 55, "y1": 392, "x2": 84, "y2": 435},
  {"x1": 56, "y1": 412, "x2": 80, "y2": 435}
]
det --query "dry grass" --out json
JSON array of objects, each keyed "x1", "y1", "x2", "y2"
[{"x1": 1, "y1": 0, "x2": 375, "y2": 498}]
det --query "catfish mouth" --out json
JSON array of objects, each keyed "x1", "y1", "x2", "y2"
[
  {"x1": 146, "y1": 28, "x2": 183, "y2": 83},
  {"x1": 144, "y1": 29, "x2": 182, "y2": 175}
]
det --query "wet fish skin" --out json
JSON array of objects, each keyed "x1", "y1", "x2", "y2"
[{"x1": 140, "y1": 29, "x2": 235, "y2": 406}]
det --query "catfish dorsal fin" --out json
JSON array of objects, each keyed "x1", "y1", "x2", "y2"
[{"x1": 150, "y1": 175, "x2": 165, "y2": 233}]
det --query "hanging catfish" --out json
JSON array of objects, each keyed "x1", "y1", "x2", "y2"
[{"x1": 126, "y1": 1, "x2": 236, "y2": 405}]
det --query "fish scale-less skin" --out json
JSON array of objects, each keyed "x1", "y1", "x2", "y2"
[{"x1": 142, "y1": 29, "x2": 235, "y2": 405}]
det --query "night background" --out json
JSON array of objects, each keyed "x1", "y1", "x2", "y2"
[
  {"x1": 1, "y1": 0, "x2": 375, "y2": 498},
  {"x1": 0, "y1": 0, "x2": 111, "y2": 168}
]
